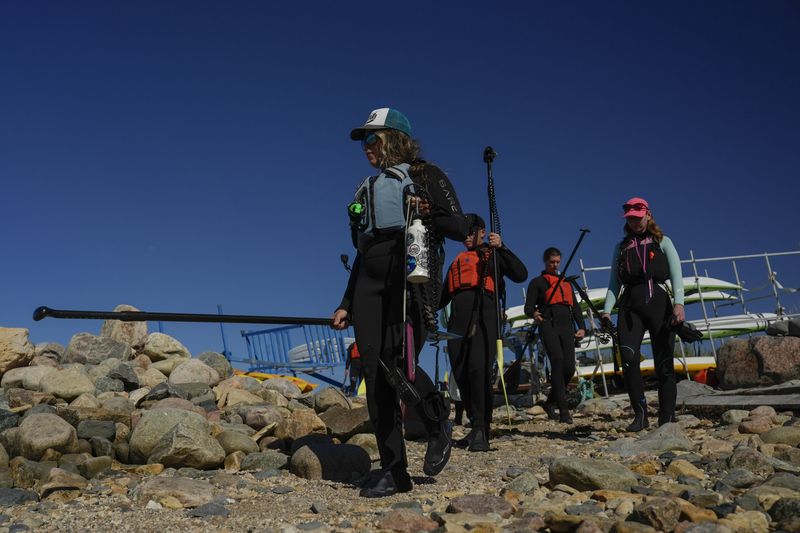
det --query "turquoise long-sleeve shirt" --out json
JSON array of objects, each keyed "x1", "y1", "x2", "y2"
[{"x1": 603, "y1": 235, "x2": 684, "y2": 314}]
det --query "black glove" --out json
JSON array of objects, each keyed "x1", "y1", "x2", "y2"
[
  {"x1": 600, "y1": 315, "x2": 615, "y2": 331},
  {"x1": 672, "y1": 321, "x2": 703, "y2": 343}
]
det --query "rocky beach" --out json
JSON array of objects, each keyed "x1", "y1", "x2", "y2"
[{"x1": 1, "y1": 311, "x2": 800, "y2": 533}]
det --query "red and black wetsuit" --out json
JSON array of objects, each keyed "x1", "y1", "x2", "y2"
[
  {"x1": 441, "y1": 244, "x2": 527, "y2": 436},
  {"x1": 524, "y1": 274, "x2": 586, "y2": 416}
]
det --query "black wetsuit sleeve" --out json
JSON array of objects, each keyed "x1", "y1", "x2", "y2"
[
  {"x1": 338, "y1": 253, "x2": 361, "y2": 314},
  {"x1": 570, "y1": 285, "x2": 587, "y2": 330},
  {"x1": 496, "y1": 245, "x2": 528, "y2": 283},
  {"x1": 422, "y1": 164, "x2": 468, "y2": 241},
  {"x1": 524, "y1": 276, "x2": 546, "y2": 317}
]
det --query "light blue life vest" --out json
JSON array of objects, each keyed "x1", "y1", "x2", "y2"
[{"x1": 351, "y1": 163, "x2": 415, "y2": 246}]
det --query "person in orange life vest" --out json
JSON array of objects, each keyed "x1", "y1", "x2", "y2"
[
  {"x1": 524, "y1": 247, "x2": 586, "y2": 423},
  {"x1": 440, "y1": 213, "x2": 528, "y2": 451},
  {"x1": 345, "y1": 342, "x2": 362, "y2": 396}
]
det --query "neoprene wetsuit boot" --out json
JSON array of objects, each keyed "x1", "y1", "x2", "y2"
[
  {"x1": 359, "y1": 469, "x2": 412, "y2": 498},
  {"x1": 626, "y1": 399, "x2": 649, "y2": 432},
  {"x1": 423, "y1": 420, "x2": 452, "y2": 475},
  {"x1": 559, "y1": 409, "x2": 573, "y2": 424},
  {"x1": 467, "y1": 428, "x2": 490, "y2": 452}
]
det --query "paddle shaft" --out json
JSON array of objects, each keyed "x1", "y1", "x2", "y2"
[{"x1": 33, "y1": 306, "x2": 332, "y2": 326}]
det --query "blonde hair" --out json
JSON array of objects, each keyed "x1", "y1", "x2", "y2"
[
  {"x1": 374, "y1": 129, "x2": 422, "y2": 169},
  {"x1": 623, "y1": 212, "x2": 664, "y2": 243}
]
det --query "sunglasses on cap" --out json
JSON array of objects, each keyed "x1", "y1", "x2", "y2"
[
  {"x1": 623, "y1": 203, "x2": 648, "y2": 212},
  {"x1": 361, "y1": 132, "x2": 380, "y2": 148}
]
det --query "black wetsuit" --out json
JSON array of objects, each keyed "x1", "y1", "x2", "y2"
[
  {"x1": 339, "y1": 161, "x2": 467, "y2": 481},
  {"x1": 604, "y1": 234, "x2": 684, "y2": 425},
  {"x1": 441, "y1": 244, "x2": 527, "y2": 434},
  {"x1": 524, "y1": 274, "x2": 586, "y2": 415}
]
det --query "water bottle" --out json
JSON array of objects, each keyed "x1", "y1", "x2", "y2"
[{"x1": 406, "y1": 218, "x2": 430, "y2": 283}]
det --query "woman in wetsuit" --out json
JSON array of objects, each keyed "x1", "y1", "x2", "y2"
[
  {"x1": 441, "y1": 214, "x2": 528, "y2": 451},
  {"x1": 524, "y1": 247, "x2": 586, "y2": 424},
  {"x1": 332, "y1": 108, "x2": 468, "y2": 497},
  {"x1": 601, "y1": 197, "x2": 685, "y2": 432}
]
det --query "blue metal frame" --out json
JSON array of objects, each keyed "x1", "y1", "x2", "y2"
[{"x1": 236, "y1": 324, "x2": 354, "y2": 387}]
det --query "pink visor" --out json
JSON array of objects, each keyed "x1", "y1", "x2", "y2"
[{"x1": 622, "y1": 197, "x2": 649, "y2": 218}]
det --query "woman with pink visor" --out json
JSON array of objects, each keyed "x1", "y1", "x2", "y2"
[{"x1": 601, "y1": 198, "x2": 685, "y2": 432}]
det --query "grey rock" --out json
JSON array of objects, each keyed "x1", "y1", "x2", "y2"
[
  {"x1": 197, "y1": 352, "x2": 233, "y2": 380},
  {"x1": 94, "y1": 377, "x2": 124, "y2": 394},
  {"x1": 768, "y1": 497, "x2": 800, "y2": 527},
  {"x1": 41, "y1": 370, "x2": 95, "y2": 401},
  {"x1": 129, "y1": 407, "x2": 210, "y2": 463},
  {"x1": 17, "y1": 414, "x2": 77, "y2": 460},
  {"x1": 318, "y1": 405, "x2": 371, "y2": 441},
  {"x1": 141, "y1": 332, "x2": 191, "y2": 362},
  {"x1": 216, "y1": 430, "x2": 259, "y2": 455},
  {"x1": 549, "y1": 457, "x2": 638, "y2": 492},
  {"x1": 22, "y1": 404, "x2": 57, "y2": 418},
  {"x1": 187, "y1": 502, "x2": 229, "y2": 518},
  {"x1": 761, "y1": 426, "x2": 800, "y2": 447},
  {"x1": 720, "y1": 467, "x2": 760, "y2": 488},
  {"x1": 34, "y1": 342, "x2": 65, "y2": 360},
  {"x1": 630, "y1": 497, "x2": 681, "y2": 531},
  {"x1": 505, "y1": 471, "x2": 539, "y2": 494},
  {"x1": 289, "y1": 443, "x2": 369, "y2": 482},
  {"x1": 762, "y1": 472, "x2": 800, "y2": 491},
  {"x1": 99, "y1": 305, "x2": 148, "y2": 348},
  {"x1": 721, "y1": 409, "x2": 750, "y2": 426},
  {"x1": 728, "y1": 448, "x2": 775, "y2": 478},
  {"x1": 576, "y1": 398, "x2": 618, "y2": 417},
  {"x1": 106, "y1": 363, "x2": 140, "y2": 391},
  {"x1": 90, "y1": 437, "x2": 114, "y2": 457},
  {"x1": 446, "y1": 494, "x2": 514, "y2": 518},
  {"x1": 238, "y1": 404, "x2": 287, "y2": 430},
  {"x1": 261, "y1": 378, "x2": 302, "y2": 399},
  {"x1": 147, "y1": 423, "x2": 226, "y2": 470},
  {"x1": 173, "y1": 382, "x2": 211, "y2": 400},
  {"x1": 168, "y1": 359, "x2": 220, "y2": 387},
  {"x1": 62, "y1": 333, "x2": 131, "y2": 365},
  {"x1": 607, "y1": 422, "x2": 693, "y2": 457},
  {"x1": 240, "y1": 451, "x2": 289, "y2": 471},
  {"x1": 0, "y1": 410, "x2": 20, "y2": 432},
  {"x1": 143, "y1": 382, "x2": 188, "y2": 402},
  {"x1": 34, "y1": 467, "x2": 88, "y2": 498},
  {"x1": 345, "y1": 433, "x2": 379, "y2": 462},
  {"x1": 78, "y1": 456, "x2": 113, "y2": 479},
  {"x1": 313, "y1": 387, "x2": 350, "y2": 413},
  {"x1": 135, "y1": 476, "x2": 216, "y2": 508},
  {"x1": 77, "y1": 420, "x2": 116, "y2": 441},
  {"x1": 0, "y1": 488, "x2": 38, "y2": 506},
  {"x1": 681, "y1": 487, "x2": 724, "y2": 508}
]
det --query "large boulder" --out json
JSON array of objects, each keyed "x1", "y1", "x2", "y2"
[
  {"x1": 141, "y1": 333, "x2": 191, "y2": 362},
  {"x1": 314, "y1": 387, "x2": 351, "y2": 413},
  {"x1": 99, "y1": 304, "x2": 148, "y2": 348},
  {"x1": 147, "y1": 422, "x2": 226, "y2": 469},
  {"x1": 717, "y1": 337, "x2": 800, "y2": 388},
  {"x1": 1, "y1": 366, "x2": 57, "y2": 390},
  {"x1": 168, "y1": 359, "x2": 221, "y2": 387},
  {"x1": 237, "y1": 405, "x2": 288, "y2": 430},
  {"x1": 17, "y1": 413, "x2": 78, "y2": 460},
  {"x1": 129, "y1": 408, "x2": 210, "y2": 463},
  {"x1": 0, "y1": 328, "x2": 35, "y2": 376},
  {"x1": 62, "y1": 333, "x2": 131, "y2": 364}
]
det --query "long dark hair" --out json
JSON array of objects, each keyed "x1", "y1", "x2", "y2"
[{"x1": 375, "y1": 129, "x2": 421, "y2": 169}]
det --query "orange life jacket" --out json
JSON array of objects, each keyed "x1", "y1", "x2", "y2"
[
  {"x1": 542, "y1": 273, "x2": 573, "y2": 307},
  {"x1": 447, "y1": 249, "x2": 495, "y2": 294},
  {"x1": 348, "y1": 342, "x2": 360, "y2": 360}
]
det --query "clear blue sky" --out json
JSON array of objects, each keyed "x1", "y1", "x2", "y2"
[{"x1": 2, "y1": 2, "x2": 799, "y2": 372}]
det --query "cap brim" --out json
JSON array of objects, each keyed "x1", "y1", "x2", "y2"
[{"x1": 350, "y1": 125, "x2": 383, "y2": 141}]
